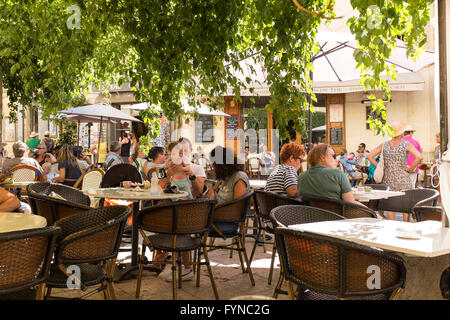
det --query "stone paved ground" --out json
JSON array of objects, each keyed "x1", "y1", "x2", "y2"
[{"x1": 50, "y1": 234, "x2": 289, "y2": 300}]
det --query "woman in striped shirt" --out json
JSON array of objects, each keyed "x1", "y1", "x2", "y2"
[{"x1": 264, "y1": 143, "x2": 305, "y2": 197}]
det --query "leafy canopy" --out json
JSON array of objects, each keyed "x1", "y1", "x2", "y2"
[{"x1": 0, "y1": 0, "x2": 434, "y2": 140}]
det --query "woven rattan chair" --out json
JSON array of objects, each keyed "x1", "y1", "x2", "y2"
[
  {"x1": 135, "y1": 199, "x2": 219, "y2": 300},
  {"x1": 249, "y1": 190, "x2": 304, "y2": 285},
  {"x1": 207, "y1": 191, "x2": 255, "y2": 287},
  {"x1": 101, "y1": 163, "x2": 143, "y2": 188},
  {"x1": 27, "y1": 182, "x2": 92, "y2": 225},
  {"x1": 45, "y1": 205, "x2": 131, "y2": 300},
  {"x1": 378, "y1": 188, "x2": 440, "y2": 221},
  {"x1": 9, "y1": 164, "x2": 44, "y2": 182},
  {"x1": 275, "y1": 227, "x2": 406, "y2": 300},
  {"x1": 73, "y1": 168, "x2": 104, "y2": 190},
  {"x1": 269, "y1": 205, "x2": 345, "y2": 298},
  {"x1": 301, "y1": 196, "x2": 378, "y2": 219},
  {"x1": 412, "y1": 206, "x2": 442, "y2": 222},
  {"x1": 358, "y1": 184, "x2": 388, "y2": 211},
  {"x1": 248, "y1": 158, "x2": 261, "y2": 179},
  {"x1": 0, "y1": 226, "x2": 60, "y2": 300}
]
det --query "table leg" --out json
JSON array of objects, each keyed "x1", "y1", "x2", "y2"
[
  {"x1": 113, "y1": 200, "x2": 160, "y2": 282},
  {"x1": 396, "y1": 253, "x2": 450, "y2": 300}
]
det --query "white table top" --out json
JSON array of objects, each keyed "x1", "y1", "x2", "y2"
[
  {"x1": 351, "y1": 189, "x2": 405, "y2": 201},
  {"x1": 289, "y1": 218, "x2": 450, "y2": 257},
  {"x1": 249, "y1": 180, "x2": 266, "y2": 189},
  {"x1": 84, "y1": 187, "x2": 189, "y2": 201},
  {"x1": 0, "y1": 180, "x2": 37, "y2": 189},
  {"x1": 0, "y1": 212, "x2": 47, "y2": 233}
]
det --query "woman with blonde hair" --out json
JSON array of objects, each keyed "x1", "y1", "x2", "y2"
[{"x1": 53, "y1": 145, "x2": 82, "y2": 187}]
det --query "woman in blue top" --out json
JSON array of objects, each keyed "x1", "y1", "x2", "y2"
[{"x1": 53, "y1": 145, "x2": 82, "y2": 187}]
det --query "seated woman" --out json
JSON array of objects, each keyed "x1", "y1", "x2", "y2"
[
  {"x1": 298, "y1": 144, "x2": 363, "y2": 206},
  {"x1": 208, "y1": 146, "x2": 250, "y2": 234},
  {"x1": 53, "y1": 145, "x2": 82, "y2": 187},
  {"x1": 265, "y1": 143, "x2": 305, "y2": 197}
]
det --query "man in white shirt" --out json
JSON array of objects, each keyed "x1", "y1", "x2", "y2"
[
  {"x1": 2, "y1": 141, "x2": 44, "y2": 174},
  {"x1": 103, "y1": 141, "x2": 123, "y2": 170}
]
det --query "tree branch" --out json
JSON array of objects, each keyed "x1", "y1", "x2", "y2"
[{"x1": 291, "y1": 0, "x2": 342, "y2": 20}]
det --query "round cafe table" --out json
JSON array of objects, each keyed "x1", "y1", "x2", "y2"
[
  {"x1": 84, "y1": 187, "x2": 189, "y2": 282},
  {"x1": 0, "y1": 212, "x2": 47, "y2": 233}
]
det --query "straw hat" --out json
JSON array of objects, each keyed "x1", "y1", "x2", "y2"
[
  {"x1": 404, "y1": 124, "x2": 416, "y2": 132},
  {"x1": 29, "y1": 132, "x2": 38, "y2": 138},
  {"x1": 44, "y1": 130, "x2": 50, "y2": 137},
  {"x1": 390, "y1": 121, "x2": 406, "y2": 138}
]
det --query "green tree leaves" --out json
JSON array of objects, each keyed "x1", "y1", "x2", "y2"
[{"x1": 0, "y1": 0, "x2": 434, "y2": 141}]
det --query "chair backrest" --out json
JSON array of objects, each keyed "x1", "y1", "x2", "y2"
[
  {"x1": 137, "y1": 199, "x2": 217, "y2": 235},
  {"x1": 74, "y1": 168, "x2": 104, "y2": 191},
  {"x1": 53, "y1": 205, "x2": 131, "y2": 265},
  {"x1": 412, "y1": 206, "x2": 442, "y2": 222},
  {"x1": 378, "y1": 188, "x2": 440, "y2": 214},
  {"x1": 302, "y1": 196, "x2": 377, "y2": 219},
  {"x1": 212, "y1": 191, "x2": 254, "y2": 223},
  {"x1": 270, "y1": 205, "x2": 345, "y2": 228},
  {"x1": 0, "y1": 226, "x2": 60, "y2": 295},
  {"x1": 27, "y1": 182, "x2": 92, "y2": 224},
  {"x1": 254, "y1": 190, "x2": 304, "y2": 220},
  {"x1": 275, "y1": 227, "x2": 406, "y2": 299},
  {"x1": 101, "y1": 163, "x2": 143, "y2": 188},
  {"x1": 249, "y1": 158, "x2": 260, "y2": 170},
  {"x1": 10, "y1": 164, "x2": 43, "y2": 182}
]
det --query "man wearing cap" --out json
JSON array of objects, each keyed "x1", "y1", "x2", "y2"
[
  {"x1": 26, "y1": 132, "x2": 40, "y2": 154},
  {"x1": 402, "y1": 125, "x2": 422, "y2": 188},
  {"x1": 2, "y1": 141, "x2": 44, "y2": 174}
]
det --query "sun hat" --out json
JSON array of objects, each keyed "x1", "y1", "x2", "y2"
[
  {"x1": 404, "y1": 124, "x2": 416, "y2": 132},
  {"x1": 390, "y1": 121, "x2": 406, "y2": 138},
  {"x1": 44, "y1": 130, "x2": 50, "y2": 137},
  {"x1": 30, "y1": 132, "x2": 39, "y2": 138}
]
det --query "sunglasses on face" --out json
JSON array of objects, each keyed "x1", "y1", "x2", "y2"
[{"x1": 331, "y1": 153, "x2": 337, "y2": 159}]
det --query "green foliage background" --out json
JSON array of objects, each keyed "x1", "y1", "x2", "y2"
[{"x1": 0, "y1": 0, "x2": 435, "y2": 142}]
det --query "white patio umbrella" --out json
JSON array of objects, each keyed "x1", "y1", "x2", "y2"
[
  {"x1": 59, "y1": 103, "x2": 142, "y2": 164},
  {"x1": 122, "y1": 100, "x2": 231, "y2": 117},
  {"x1": 228, "y1": 31, "x2": 435, "y2": 142}
]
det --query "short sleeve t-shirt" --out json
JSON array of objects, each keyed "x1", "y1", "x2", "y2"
[
  {"x1": 58, "y1": 160, "x2": 82, "y2": 187},
  {"x1": 298, "y1": 165, "x2": 352, "y2": 201},
  {"x1": 264, "y1": 164, "x2": 298, "y2": 194}
]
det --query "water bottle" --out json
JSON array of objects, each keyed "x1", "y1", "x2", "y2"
[{"x1": 150, "y1": 173, "x2": 161, "y2": 195}]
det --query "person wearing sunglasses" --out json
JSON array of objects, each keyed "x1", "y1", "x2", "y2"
[
  {"x1": 298, "y1": 144, "x2": 363, "y2": 205},
  {"x1": 265, "y1": 143, "x2": 305, "y2": 197}
]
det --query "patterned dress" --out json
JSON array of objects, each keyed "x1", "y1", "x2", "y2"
[{"x1": 381, "y1": 140, "x2": 412, "y2": 191}]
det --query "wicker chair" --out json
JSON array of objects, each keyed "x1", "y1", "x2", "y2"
[
  {"x1": 27, "y1": 182, "x2": 92, "y2": 225},
  {"x1": 412, "y1": 206, "x2": 443, "y2": 222},
  {"x1": 359, "y1": 184, "x2": 388, "y2": 211},
  {"x1": 269, "y1": 205, "x2": 345, "y2": 298},
  {"x1": 301, "y1": 196, "x2": 378, "y2": 219},
  {"x1": 0, "y1": 226, "x2": 60, "y2": 300},
  {"x1": 101, "y1": 163, "x2": 143, "y2": 188},
  {"x1": 249, "y1": 190, "x2": 304, "y2": 285},
  {"x1": 207, "y1": 191, "x2": 255, "y2": 287},
  {"x1": 248, "y1": 158, "x2": 261, "y2": 179},
  {"x1": 45, "y1": 205, "x2": 131, "y2": 300},
  {"x1": 378, "y1": 188, "x2": 440, "y2": 221},
  {"x1": 275, "y1": 227, "x2": 406, "y2": 300},
  {"x1": 9, "y1": 164, "x2": 44, "y2": 182},
  {"x1": 135, "y1": 199, "x2": 219, "y2": 300},
  {"x1": 73, "y1": 168, "x2": 104, "y2": 190}
]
